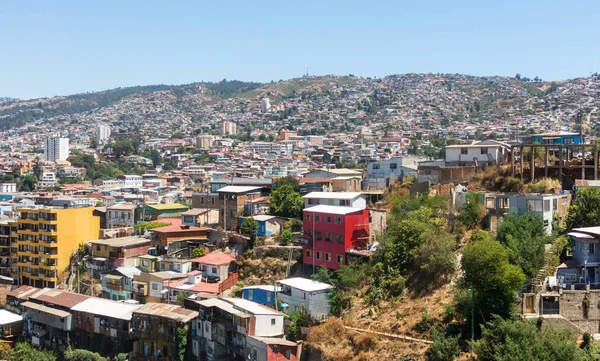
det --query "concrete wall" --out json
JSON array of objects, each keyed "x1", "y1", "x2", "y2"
[{"x1": 559, "y1": 290, "x2": 600, "y2": 333}]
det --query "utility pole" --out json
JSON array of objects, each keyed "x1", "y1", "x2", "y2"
[{"x1": 471, "y1": 288, "x2": 475, "y2": 341}]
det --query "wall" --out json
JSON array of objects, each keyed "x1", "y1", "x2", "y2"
[
  {"x1": 253, "y1": 315, "x2": 284, "y2": 337},
  {"x1": 559, "y1": 290, "x2": 600, "y2": 333},
  {"x1": 445, "y1": 147, "x2": 499, "y2": 164}
]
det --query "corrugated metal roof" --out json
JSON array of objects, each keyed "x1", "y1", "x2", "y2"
[{"x1": 132, "y1": 302, "x2": 198, "y2": 323}]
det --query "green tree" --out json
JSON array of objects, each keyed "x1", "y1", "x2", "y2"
[
  {"x1": 413, "y1": 228, "x2": 457, "y2": 285},
  {"x1": 64, "y1": 349, "x2": 109, "y2": 361},
  {"x1": 176, "y1": 291, "x2": 191, "y2": 306},
  {"x1": 134, "y1": 221, "x2": 170, "y2": 234},
  {"x1": 12, "y1": 342, "x2": 57, "y2": 361},
  {"x1": 174, "y1": 327, "x2": 188, "y2": 361},
  {"x1": 473, "y1": 317, "x2": 584, "y2": 361},
  {"x1": 276, "y1": 175, "x2": 300, "y2": 192},
  {"x1": 458, "y1": 193, "x2": 485, "y2": 229},
  {"x1": 279, "y1": 229, "x2": 292, "y2": 245},
  {"x1": 111, "y1": 140, "x2": 134, "y2": 158},
  {"x1": 496, "y1": 213, "x2": 550, "y2": 278},
  {"x1": 89, "y1": 137, "x2": 99, "y2": 149},
  {"x1": 428, "y1": 328, "x2": 460, "y2": 361},
  {"x1": 566, "y1": 188, "x2": 600, "y2": 229},
  {"x1": 461, "y1": 237, "x2": 525, "y2": 325},
  {"x1": 19, "y1": 174, "x2": 38, "y2": 192},
  {"x1": 191, "y1": 247, "x2": 206, "y2": 258},
  {"x1": 240, "y1": 217, "x2": 259, "y2": 237},
  {"x1": 269, "y1": 185, "x2": 304, "y2": 218}
]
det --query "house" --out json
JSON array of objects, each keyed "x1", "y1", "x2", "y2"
[
  {"x1": 89, "y1": 236, "x2": 155, "y2": 271},
  {"x1": 331, "y1": 177, "x2": 362, "y2": 192},
  {"x1": 303, "y1": 192, "x2": 367, "y2": 209},
  {"x1": 242, "y1": 285, "x2": 280, "y2": 307},
  {"x1": 277, "y1": 277, "x2": 333, "y2": 320},
  {"x1": 217, "y1": 186, "x2": 266, "y2": 231},
  {"x1": 191, "y1": 297, "x2": 285, "y2": 361},
  {"x1": 150, "y1": 224, "x2": 210, "y2": 249},
  {"x1": 106, "y1": 203, "x2": 137, "y2": 229},
  {"x1": 21, "y1": 287, "x2": 90, "y2": 350},
  {"x1": 144, "y1": 203, "x2": 189, "y2": 221},
  {"x1": 0, "y1": 309, "x2": 22, "y2": 339},
  {"x1": 531, "y1": 131, "x2": 583, "y2": 146},
  {"x1": 131, "y1": 303, "x2": 198, "y2": 360},
  {"x1": 302, "y1": 205, "x2": 370, "y2": 270},
  {"x1": 444, "y1": 141, "x2": 507, "y2": 166},
  {"x1": 455, "y1": 191, "x2": 571, "y2": 234},
  {"x1": 246, "y1": 336, "x2": 299, "y2": 361},
  {"x1": 137, "y1": 254, "x2": 159, "y2": 272},
  {"x1": 159, "y1": 257, "x2": 193, "y2": 274},
  {"x1": 191, "y1": 252, "x2": 238, "y2": 283},
  {"x1": 240, "y1": 215, "x2": 286, "y2": 237},
  {"x1": 71, "y1": 297, "x2": 141, "y2": 355},
  {"x1": 364, "y1": 156, "x2": 420, "y2": 190},
  {"x1": 298, "y1": 178, "x2": 333, "y2": 194},
  {"x1": 181, "y1": 208, "x2": 219, "y2": 227},
  {"x1": 557, "y1": 227, "x2": 600, "y2": 286},
  {"x1": 101, "y1": 266, "x2": 142, "y2": 301},
  {"x1": 131, "y1": 271, "x2": 187, "y2": 304}
]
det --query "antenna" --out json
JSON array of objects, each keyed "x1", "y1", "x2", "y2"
[{"x1": 305, "y1": 66, "x2": 309, "y2": 77}]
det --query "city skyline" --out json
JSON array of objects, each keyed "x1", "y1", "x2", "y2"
[{"x1": 1, "y1": 0, "x2": 599, "y2": 99}]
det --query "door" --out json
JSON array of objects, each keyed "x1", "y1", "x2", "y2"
[{"x1": 525, "y1": 295, "x2": 534, "y2": 314}]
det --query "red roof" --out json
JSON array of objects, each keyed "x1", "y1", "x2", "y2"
[
  {"x1": 160, "y1": 217, "x2": 183, "y2": 226},
  {"x1": 191, "y1": 251, "x2": 236, "y2": 266}
]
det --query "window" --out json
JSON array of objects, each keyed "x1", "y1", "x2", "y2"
[
  {"x1": 480, "y1": 147, "x2": 488, "y2": 154},
  {"x1": 142, "y1": 260, "x2": 149, "y2": 267},
  {"x1": 564, "y1": 137, "x2": 574, "y2": 145},
  {"x1": 325, "y1": 253, "x2": 331, "y2": 261},
  {"x1": 211, "y1": 198, "x2": 215, "y2": 206},
  {"x1": 325, "y1": 216, "x2": 331, "y2": 223},
  {"x1": 324, "y1": 232, "x2": 332, "y2": 242},
  {"x1": 499, "y1": 198, "x2": 509, "y2": 208},
  {"x1": 340, "y1": 199, "x2": 350, "y2": 206},
  {"x1": 248, "y1": 290, "x2": 253, "y2": 300},
  {"x1": 485, "y1": 197, "x2": 495, "y2": 209},
  {"x1": 212, "y1": 267, "x2": 217, "y2": 274},
  {"x1": 461, "y1": 148, "x2": 468, "y2": 155},
  {"x1": 308, "y1": 199, "x2": 318, "y2": 205},
  {"x1": 389, "y1": 163, "x2": 397, "y2": 169},
  {"x1": 266, "y1": 291, "x2": 272, "y2": 301},
  {"x1": 526, "y1": 199, "x2": 543, "y2": 212},
  {"x1": 314, "y1": 231, "x2": 322, "y2": 241},
  {"x1": 337, "y1": 255, "x2": 343, "y2": 264},
  {"x1": 200, "y1": 197, "x2": 205, "y2": 205},
  {"x1": 306, "y1": 250, "x2": 311, "y2": 258},
  {"x1": 152, "y1": 284, "x2": 158, "y2": 290},
  {"x1": 335, "y1": 217, "x2": 341, "y2": 224},
  {"x1": 286, "y1": 350, "x2": 292, "y2": 360},
  {"x1": 372, "y1": 164, "x2": 380, "y2": 170},
  {"x1": 335, "y1": 234, "x2": 344, "y2": 244},
  {"x1": 315, "y1": 215, "x2": 321, "y2": 222},
  {"x1": 305, "y1": 214, "x2": 311, "y2": 221},
  {"x1": 303, "y1": 292, "x2": 306, "y2": 299},
  {"x1": 590, "y1": 243, "x2": 596, "y2": 254},
  {"x1": 96, "y1": 245, "x2": 101, "y2": 251},
  {"x1": 543, "y1": 200, "x2": 551, "y2": 212},
  {"x1": 271, "y1": 318, "x2": 276, "y2": 325},
  {"x1": 316, "y1": 251, "x2": 322, "y2": 260},
  {"x1": 566, "y1": 274, "x2": 577, "y2": 281}
]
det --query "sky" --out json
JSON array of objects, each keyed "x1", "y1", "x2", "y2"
[{"x1": 1, "y1": 0, "x2": 599, "y2": 99}]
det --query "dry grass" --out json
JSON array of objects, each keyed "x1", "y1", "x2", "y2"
[{"x1": 237, "y1": 256, "x2": 294, "y2": 286}]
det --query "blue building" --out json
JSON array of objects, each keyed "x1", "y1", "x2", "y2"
[
  {"x1": 531, "y1": 131, "x2": 583, "y2": 145},
  {"x1": 239, "y1": 215, "x2": 284, "y2": 237},
  {"x1": 242, "y1": 285, "x2": 280, "y2": 306}
]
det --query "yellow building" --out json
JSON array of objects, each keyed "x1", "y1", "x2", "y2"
[{"x1": 17, "y1": 207, "x2": 100, "y2": 288}]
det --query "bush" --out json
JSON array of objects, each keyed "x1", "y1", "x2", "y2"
[
  {"x1": 191, "y1": 247, "x2": 206, "y2": 258},
  {"x1": 417, "y1": 308, "x2": 434, "y2": 332},
  {"x1": 443, "y1": 303, "x2": 456, "y2": 323},
  {"x1": 428, "y1": 328, "x2": 460, "y2": 361},
  {"x1": 279, "y1": 229, "x2": 292, "y2": 245},
  {"x1": 459, "y1": 193, "x2": 485, "y2": 229},
  {"x1": 527, "y1": 177, "x2": 561, "y2": 193}
]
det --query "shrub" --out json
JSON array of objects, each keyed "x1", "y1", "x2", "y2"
[
  {"x1": 428, "y1": 328, "x2": 460, "y2": 361},
  {"x1": 443, "y1": 303, "x2": 456, "y2": 323},
  {"x1": 417, "y1": 308, "x2": 434, "y2": 332},
  {"x1": 527, "y1": 177, "x2": 561, "y2": 194}
]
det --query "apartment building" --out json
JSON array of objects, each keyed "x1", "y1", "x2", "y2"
[
  {"x1": 44, "y1": 137, "x2": 69, "y2": 162},
  {"x1": 0, "y1": 218, "x2": 18, "y2": 280},
  {"x1": 106, "y1": 203, "x2": 137, "y2": 229},
  {"x1": 17, "y1": 207, "x2": 100, "y2": 288},
  {"x1": 303, "y1": 192, "x2": 367, "y2": 209}
]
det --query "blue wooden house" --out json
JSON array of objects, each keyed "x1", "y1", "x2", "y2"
[
  {"x1": 557, "y1": 227, "x2": 600, "y2": 287},
  {"x1": 531, "y1": 131, "x2": 583, "y2": 146},
  {"x1": 242, "y1": 285, "x2": 280, "y2": 306}
]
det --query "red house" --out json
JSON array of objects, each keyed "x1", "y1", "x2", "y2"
[{"x1": 302, "y1": 205, "x2": 370, "y2": 270}]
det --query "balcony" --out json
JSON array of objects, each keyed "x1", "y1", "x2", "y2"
[{"x1": 106, "y1": 283, "x2": 124, "y2": 291}]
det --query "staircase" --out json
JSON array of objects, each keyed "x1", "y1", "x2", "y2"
[{"x1": 531, "y1": 243, "x2": 553, "y2": 291}]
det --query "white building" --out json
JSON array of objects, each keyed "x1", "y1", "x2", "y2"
[
  {"x1": 118, "y1": 175, "x2": 143, "y2": 189},
  {"x1": 364, "y1": 156, "x2": 420, "y2": 190},
  {"x1": 96, "y1": 123, "x2": 111, "y2": 142},
  {"x1": 44, "y1": 137, "x2": 70, "y2": 162},
  {"x1": 303, "y1": 192, "x2": 367, "y2": 209},
  {"x1": 260, "y1": 98, "x2": 271, "y2": 113},
  {"x1": 277, "y1": 277, "x2": 333, "y2": 320},
  {"x1": 444, "y1": 141, "x2": 507, "y2": 166},
  {"x1": 219, "y1": 120, "x2": 237, "y2": 136},
  {"x1": 195, "y1": 135, "x2": 215, "y2": 150},
  {"x1": 38, "y1": 172, "x2": 57, "y2": 188},
  {"x1": 0, "y1": 183, "x2": 16, "y2": 193}
]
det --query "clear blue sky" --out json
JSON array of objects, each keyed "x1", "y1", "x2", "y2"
[{"x1": 1, "y1": 0, "x2": 599, "y2": 99}]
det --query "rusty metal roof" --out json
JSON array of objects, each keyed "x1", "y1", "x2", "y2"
[{"x1": 132, "y1": 302, "x2": 198, "y2": 323}]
